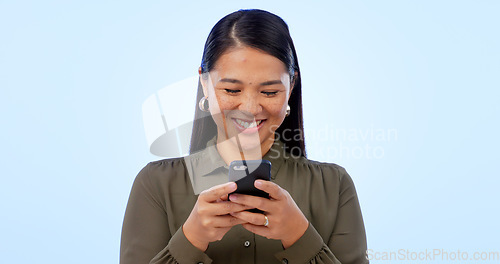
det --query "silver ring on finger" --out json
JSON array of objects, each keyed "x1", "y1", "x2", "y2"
[{"x1": 263, "y1": 215, "x2": 269, "y2": 227}]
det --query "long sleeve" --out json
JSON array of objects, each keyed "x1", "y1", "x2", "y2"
[
  {"x1": 120, "y1": 161, "x2": 212, "y2": 264},
  {"x1": 274, "y1": 223, "x2": 342, "y2": 264},
  {"x1": 273, "y1": 164, "x2": 368, "y2": 264},
  {"x1": 150, "y1": 227, "x2": 213, "y2": 264},
  {"x1": 327, "y1": 167, "x2": 368, "y2": 264}
]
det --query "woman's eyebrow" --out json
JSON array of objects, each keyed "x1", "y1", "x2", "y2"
[
  {"x1": 260, "y1": 80, "x2": 282, "y2": 86},
  {"x1": 219, "y1": 78, "x2": 243, "y2": 84},
  {"x1": 219, "y1": 78, "x2": 283, "y2": 86}
]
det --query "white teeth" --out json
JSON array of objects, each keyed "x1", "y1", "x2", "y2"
[{"x1": 235, "y1": 119, "x2": 263, "y2": 129}]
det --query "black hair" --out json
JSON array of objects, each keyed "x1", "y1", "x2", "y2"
[{"x1": 189, "y1": 9, "x2": 306, "y2": 157}]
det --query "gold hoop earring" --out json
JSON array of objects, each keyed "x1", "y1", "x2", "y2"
[
  {"x1": 198, "y1": 96, "x2": 209, "y2": 112},
  {"x1": 285, "y1": 104, "x2": 290, "y2": 117}
]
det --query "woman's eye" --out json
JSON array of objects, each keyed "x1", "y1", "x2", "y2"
[
  {"x1": 224, "y1": 89, "x2": 240, "y2": 94},
  {"x1": 262, "y1": 91, "x2": 279, "y2": 96}
]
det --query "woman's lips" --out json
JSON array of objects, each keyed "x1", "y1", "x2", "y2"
[{"x1": 231, "y1": 118, "x2": 266, "y2": 134}]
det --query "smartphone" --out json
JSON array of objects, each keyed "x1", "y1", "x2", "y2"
[{"x1": 228, "y1": 160, "x2": 271, "y2": 213}]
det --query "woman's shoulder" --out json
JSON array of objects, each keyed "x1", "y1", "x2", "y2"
[
  {"x1": 132, "y1": 157, "x2": 189, "y2": 191},
  {"x1": 284, "y1": 154, "x2": 353, "y2": 183},
  {"x1": 138, "y1": 157, "x2": 186, "y2": 177},
  {"x1": 147, "y1": 156, "x2": 186, "y2": 169}
]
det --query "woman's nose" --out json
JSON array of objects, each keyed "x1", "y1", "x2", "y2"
[{"x1": 238, "y1": 94, "x2": 262, "y2": 116}]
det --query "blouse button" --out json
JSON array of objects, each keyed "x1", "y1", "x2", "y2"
[
  {"x1": 244, "y1": 240, "x2": 251, "y2": 247},
  {"x1": 281, "y1": 258, "x2": 288, "y2": 264}
]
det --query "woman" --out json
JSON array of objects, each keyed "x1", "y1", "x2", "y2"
[{"x1": 121, "y1": 9, "x2": 368, "y2": 264}]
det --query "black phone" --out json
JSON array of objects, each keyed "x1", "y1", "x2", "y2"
[{"x1": 228, "y1": 160, "x2": 271, "y2": 213}]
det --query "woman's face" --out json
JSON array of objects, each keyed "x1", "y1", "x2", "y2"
[{"x1": 200, "y1": 46, "x2": 293, "y2": 153}]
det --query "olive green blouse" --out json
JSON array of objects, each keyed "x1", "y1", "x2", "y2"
[{"x1": 120, "y1": 137, "x2": 368, "y2": 264}]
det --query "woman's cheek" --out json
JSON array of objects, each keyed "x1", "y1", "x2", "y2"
[
  {"x1": 216, "y1": 96, "x2": 238, "y2": 112},
  {"x1": 208, "y1": 94, "x2": 230, "y2": 114},
  {"x1": 267, "y1": 100, "x2": 287, "y2": 116}
]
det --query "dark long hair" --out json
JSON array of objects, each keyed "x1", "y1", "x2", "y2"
[{"x1": 189, "y1": 9, "x2": 306, "y2": 157}]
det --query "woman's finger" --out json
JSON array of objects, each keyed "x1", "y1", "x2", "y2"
[
  {"x1": 228, "y1": 194, "x2": 273, "y2": 212},
  {"x1": 230, "y1": 211, "x2": 268, "y2": 226},
  {"x1": 199, "y1": 182, "x2": 237, "y2": 202},
  {"x1": 254, "y1": 180, "x2": 286, "y2": 200},
  {"x1": 202, "y1": 215, "x2": 248, "y2": 228},
  {"x1": 208, "y1": 201, "x2": 254, "y2": 216}
]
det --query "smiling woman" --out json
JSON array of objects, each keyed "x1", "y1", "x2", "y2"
[
  {"x1": 190, "y1": 9, "x2": 305, "y2": 160},
  {"x1": 121, "y1": 9, "x2": 368, "y2": 264}
]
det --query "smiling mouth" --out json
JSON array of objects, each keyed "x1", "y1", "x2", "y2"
[
  {"x1": 231, "y1": 118, "x2": 266, "y2": 132},
  {"x1": 234, "y1": 118, "x2": 263, "y2": 128}
]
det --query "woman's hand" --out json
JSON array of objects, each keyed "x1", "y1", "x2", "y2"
[
  {"x1": 183, "y1": 182, "x2": 252, "y2": 251},
  {"x1": 228, "y1": 180, "x2": 309, "y2": 249}
]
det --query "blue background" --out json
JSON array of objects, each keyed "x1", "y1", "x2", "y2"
[{"x1": 1, "y1": 1, "x2": 498, "y2": 263}]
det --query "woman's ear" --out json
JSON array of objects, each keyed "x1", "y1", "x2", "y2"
[
  {"x1": 289, "y1": 71, "x2": 298, "y2": 99},
  {"x1": 199, "y1": 67, "x2": 209, "y2": 97}
]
